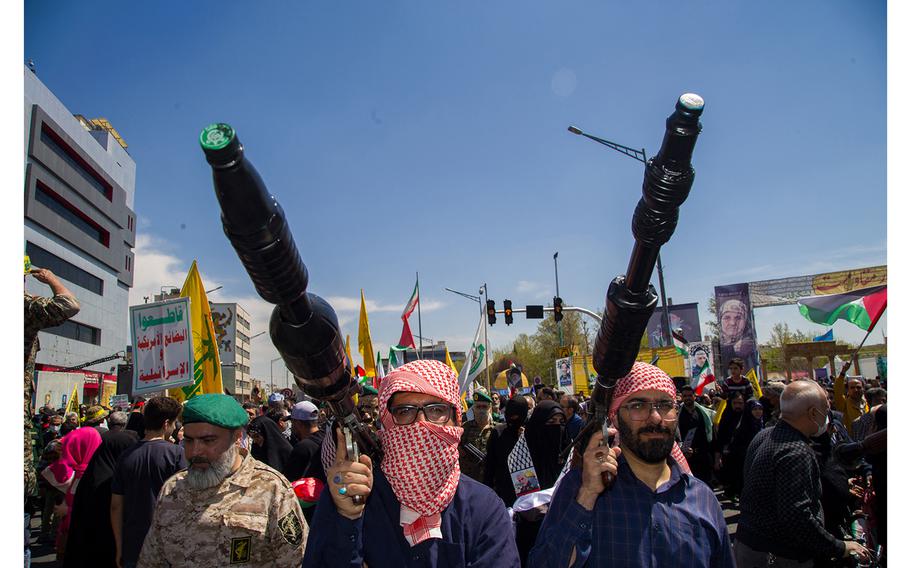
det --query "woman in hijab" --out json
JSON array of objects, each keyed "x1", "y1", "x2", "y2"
[
  {"x1": 512, "y1": 400, "x2": 568, "y2": 566},
  {"x1": 46, "y1": 427, "x2": 102, "y2": 561},
  {"x1": 63, "y1": 429, "x2": 139, "y2": 567},
  {"x1": 725, "y1": 397, "x2": 764, "y2": 502},
  {"x1": 247, "y1": 415, "x2": 293, "y2": 474},
  {"x1": 483, "y1": 395, "x2": 530, "y2": 507},
  {"x1": 713, "y1": 391, "x2": 745, "y2": 501}
]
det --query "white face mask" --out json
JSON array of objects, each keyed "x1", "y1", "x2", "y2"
[{"x1": 811, "y1": 408, "x2": 829, "y2": 437}]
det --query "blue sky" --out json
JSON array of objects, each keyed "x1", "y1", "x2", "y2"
[{"x1": 23, "y1": 1, "x2": 888, "y2": 380}]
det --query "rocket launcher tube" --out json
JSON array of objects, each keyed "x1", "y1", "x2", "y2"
[
  {"x1": 569, "y1": 94, "x2": 704, "y2": 468},
  {"x1": 200, "y1": 123, "x2": 380, "y2": 461}
]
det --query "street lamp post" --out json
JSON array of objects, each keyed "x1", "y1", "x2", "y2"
[
  {"x1": 568, "y1": 125, "x2": 673, "y2": 347},
  {"x1": 270, "y1": 357, "x2": 283, "y2": 395}
]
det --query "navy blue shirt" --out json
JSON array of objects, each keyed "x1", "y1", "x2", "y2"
[
  {"x1": 303, "y1": 468, "x2": 519, "y2": 567},
  {"x1": 566, "y1": 413, "x2": 584, "y2": 441},
  {"x1": 528, "y1": 456, "x2": 734, "y2": 568}
]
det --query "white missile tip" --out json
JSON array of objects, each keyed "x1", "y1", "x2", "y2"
[{"x1": 679, "y1": 93, "x2": 704, "y2": 110}]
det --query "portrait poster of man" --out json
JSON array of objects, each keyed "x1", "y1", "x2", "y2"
[
  {"x1": 714, "y1": 283, "x2": 758, "y2": 372},
  {"x1": 646, "y1": 303, "x2": 702, "y2": 348},
  {"x1": 556, "y1": 357, "x2": 573, "y2": 390}
]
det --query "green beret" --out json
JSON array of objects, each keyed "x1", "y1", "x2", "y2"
[
  {"x1": 361, "y1": 385, "x2": 378, "y2": 397},
  {"x1": 473, "y1": 390, "x2": 493, "y2": 404},
  {"x1": 182, "y1": 394, "x2": 249, "y2": 429}
]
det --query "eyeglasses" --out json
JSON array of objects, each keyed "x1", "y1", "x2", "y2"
[
  {"x1": 388, "y1": 403, "x2": 454, "y2": 425},
  {"x1": 621, "y1": 400, "x2": 678, "y2": 421}
]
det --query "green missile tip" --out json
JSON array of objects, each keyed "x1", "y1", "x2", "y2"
[{"x1": 199, "y1": 123, "x2": 235, "y2": 151}]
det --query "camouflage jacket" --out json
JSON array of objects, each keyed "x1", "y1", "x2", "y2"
[
  {"x1": 137, "y1": 454, "x2": 306, "y2": 567},
  {"x1": 24, "y1": 292, "x2": 79, "y2": 497},
  {"x1": 459, "y1": 419, "x2": 494, "y2": 482}
]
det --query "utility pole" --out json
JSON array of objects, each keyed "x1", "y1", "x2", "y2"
[{"x1": 554, "y1": 252, "x2": 563, "y2": 347}]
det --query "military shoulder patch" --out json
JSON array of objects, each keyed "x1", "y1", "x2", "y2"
[
  {"x1": 278, "y1": 510, "x2": 304, "y2": 547},
  {"x1": 230, "y1": 536, "x2": 251, "y2": 564}
]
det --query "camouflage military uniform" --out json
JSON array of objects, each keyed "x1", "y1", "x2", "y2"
[
  {"x1": 137, "y1": 453, "x2": 306, "y2": 567},
  {"x1": 24, "y1": 292, "x2": 79, "y2": 498},
  {"x1": 458, "y1": 419, "x2": 494, "y2": 482}
]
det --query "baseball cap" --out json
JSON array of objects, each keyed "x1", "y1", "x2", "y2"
[
  {"x1": 290, "y1": 401, "x2": 319, "y2": 421},
  {"x1": 268, "y1": 392, "x2": 285, "y2": 403}
]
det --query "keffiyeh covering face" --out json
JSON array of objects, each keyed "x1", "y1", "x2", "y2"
[
  {"x1": 378, "y1": 360, "x2": 464, "y2": 546},
  {"x1": 608, "y1": 361, "x2": 690, "y2": 474}
]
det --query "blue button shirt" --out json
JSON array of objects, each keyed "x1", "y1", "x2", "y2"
[
  {"x1": 528, "y1": 456, "x2": 734, "y2": 568},
  {"x1": 303, "y1": 468, "x2": 520, "y2": 567}
]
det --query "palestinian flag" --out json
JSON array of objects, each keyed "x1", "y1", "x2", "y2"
[
  {"x1": 797, "y1": 285, "x2": 887, "y2": 331},
  {"x1": 672, "y1": 329, "x2": 688, "y2": 358}
]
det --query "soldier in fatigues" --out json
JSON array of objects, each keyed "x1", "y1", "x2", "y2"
[
  {"x1": 138, "y1": 394, "x2": 306, "y2": 567},
  {"x1": 24, "y1": 266, "x2": 80, "y2": 498},
  {"x1": 458, "y1": 389, "x2": 496, "y2": 482}
]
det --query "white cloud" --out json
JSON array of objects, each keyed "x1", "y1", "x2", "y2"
[
  {"x1": 515, "y1": 280, "x2": 550, "y2": 300},
  {"x1": 325, "y1": 296, "x2": 446, "y2": 314},
  {"x1": 129, "y1": 233, "x2": 223, "y2": 307}
]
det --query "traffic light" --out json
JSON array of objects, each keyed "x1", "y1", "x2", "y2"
[
  {"x1": 553, "y1": 296, "x2": 563, "y2": 322},
  {"x1": 486, "y1": 299, "x2": 497, "y2": 325},
  {"x1": 503, "y1": 299, "x2": 513, "y2": 325}
]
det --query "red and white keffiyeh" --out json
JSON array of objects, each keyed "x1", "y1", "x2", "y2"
[
  {"x1": 608, "y1": 361, "x2": 691, "y2": 474},
  {"x1": 378, "y1": 359, "x2": 463, "y2": 546}
]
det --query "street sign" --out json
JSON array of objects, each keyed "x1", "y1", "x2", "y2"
[{"x1": 526, "y1": 305, "x2": 544, "y2": 319}]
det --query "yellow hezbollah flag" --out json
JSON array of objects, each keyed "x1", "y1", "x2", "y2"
[
  {"x1": 445, "y1": 347, "x2": 458, "y2": 375},
  {"x1": 358, "y1": 290, "x2": 376, "y2": 377},
  {"x1": 345, "y1": 334, "x2": 355, "y2": 373},
  {"x1": 746, "y1": 368, "x2": 763, "y2": 400},
  {"x1": 169, "y1": 261, "x2": 223, "y2": 402},
  {"x1": 712, "y1": 398, "x2": 726, "y2": 426},
  {"x1": 64, "y1": 383, "x2": 79, "y2": 416}
]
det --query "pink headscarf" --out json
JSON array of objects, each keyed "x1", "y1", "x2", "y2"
[
  {"x1": 608, "y1": 361, "x2": 690, "y2": 474},
  {"x1": 50, "y1": 427, "x2": 102, "y2": 538},
  {"x1": 48, "y1": 427, "x2": 102, "y2": 485},
  {"x1": 377, "y1": 360, "x2": 463, "y2": 546}
]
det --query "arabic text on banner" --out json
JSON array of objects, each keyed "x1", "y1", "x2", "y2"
[{"x1": 130, "y1": 297, "x2": 195, "y2": 395}]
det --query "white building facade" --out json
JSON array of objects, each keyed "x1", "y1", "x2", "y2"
[{"x1": 24, "y1": 66, "x2": 137, "y2": 405}]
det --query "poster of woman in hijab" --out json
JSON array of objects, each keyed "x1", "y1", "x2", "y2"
[{"x1": 714, "y1": 283, "x2": 758, "y2": 371}]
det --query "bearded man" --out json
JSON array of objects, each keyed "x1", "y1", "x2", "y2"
[
  {"x1": 529, "y1": 362, "x2": 734, "y2": 567},
  {"x1": 137, "y1": 394, "x2": 305, "y2": 567},
  {"x1": 303, "y1": 360, "x2": 520, "y2": 567}
]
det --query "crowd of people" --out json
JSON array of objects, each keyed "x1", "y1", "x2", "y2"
[{"x1": 25, "y1": 268, "x2": 887, "y2": 567}]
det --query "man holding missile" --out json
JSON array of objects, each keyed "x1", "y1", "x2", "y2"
[
  {"x1": 303, "y1": 360, "x2": 520, "y2": 567},
  {"x1": 528, "y1": 362, "x2": 734, "y2": 567}
]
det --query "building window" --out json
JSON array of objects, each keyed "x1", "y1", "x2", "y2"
[
  {"x1": 35, "y1": 181, "x2": 110, "y2": 246},
  {"x1": 237, "y1": 330, "x2": 250, "y2": 343},
  {"x1": 40, "y1": 124, "x2": 113, "y2": 200},
  {"x1": 43, "y1": 319, "x2": 101, "y2": 345},
  {"x1": 237, "y1": 364, "x2": 250, "y2": 374},
  {"x1": 26, "y1": 242, "x2": 104, "y2": 295},
  {"x1": 237, "y1": 347, "x2": 250, "y2": 359},
  {"x1": 236, "y1": 314, "x2": 250, "y2": 330}
]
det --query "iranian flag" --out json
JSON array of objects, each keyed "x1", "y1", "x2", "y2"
[
  {"x1": 396, "y1": 281, "x2": 420, "y2": 349},
  {"x1": 693, "y1": 366, "x2": 716, "y2": 396},
  {"x1": 797, "y1": 285, "x2": 887, "y2": 331},
  {"x1": 401, "y1": 281, "x2": 419, "y2": 319}
]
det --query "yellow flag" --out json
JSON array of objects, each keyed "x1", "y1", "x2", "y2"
[
  {"x1": 64, "y1": 383, "x2": 79, "y2": 416},
  {"x1": 358, "y1": 290, "x2": 376, "y2": 377},
  {"x1": 445, "y1": 347, "x2": 458, "y2": 375},
  {"x1": 344, "y1": 334, "x2": 354, "y2": 373},
  {"x1": 746, "y1": 368, "x2": 763, "y2": 400},
  {"x1": 713, "y1": 398, "x2": 727, "y2": 426},
  {"x1": 169, "y1": 261, "x2": 223, "y2": 402}
]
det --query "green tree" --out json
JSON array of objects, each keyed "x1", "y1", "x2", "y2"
[{"x1": 491, "y1": 310, "x2": 609, "y2": 386}]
